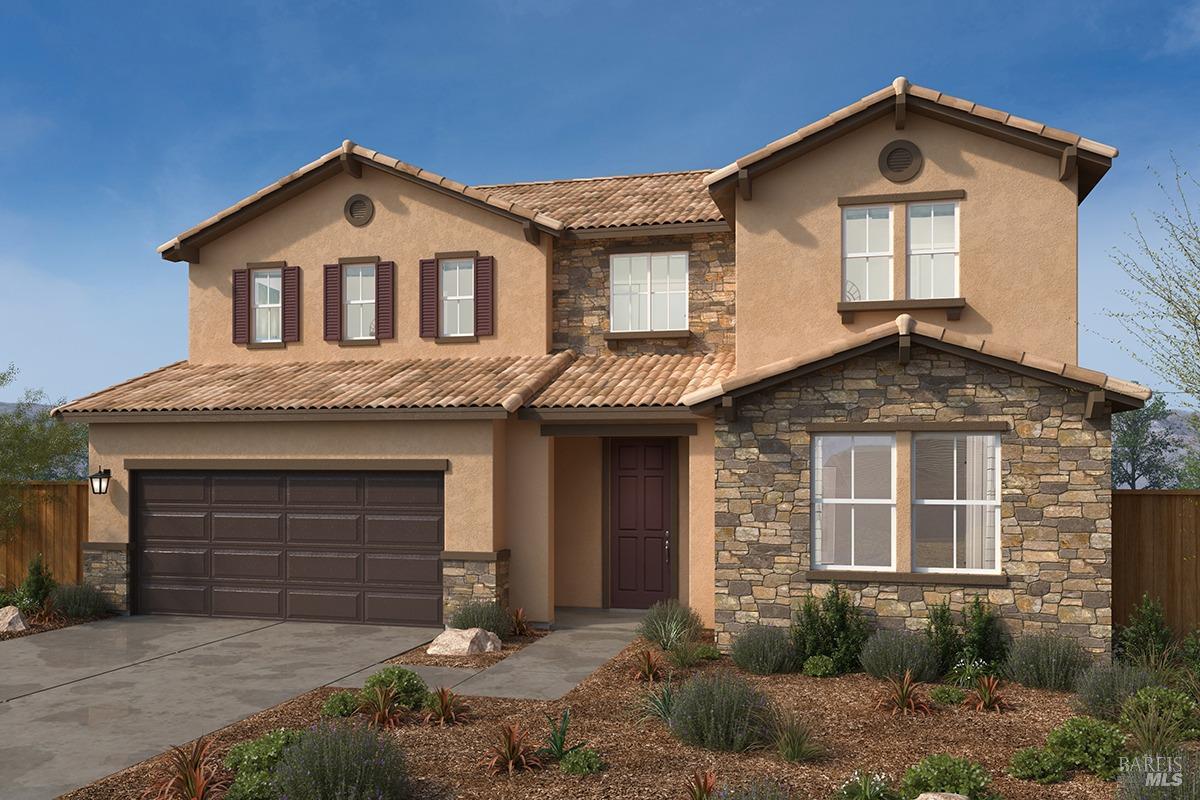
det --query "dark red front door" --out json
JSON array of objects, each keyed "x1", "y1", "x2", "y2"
[{"x1": 610, "y1": 439, "x2": 672, "y2": 608}]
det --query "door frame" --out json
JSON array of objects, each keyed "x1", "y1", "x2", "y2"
[{"x1": 601, "y1": 437, "x2": 679, "y2": 609}]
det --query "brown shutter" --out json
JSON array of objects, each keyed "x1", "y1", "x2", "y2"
[
  {"x1": 232, "y1": 268, "x2": 250, "y2": 344},
  {"x1": 323, "y1": 264, "x2": 342, "y2": 341},
  {"x1": 474, "y1": 255, "x2": 494, "y2": 337},
  {"x1": 376, "y1": 261, "x2": 395, "y2": 339},
  {"x1": 419, "y1": 258, "x2": 438, "y2": 338},
  {"x1": 282, "y1": 265, "x2": 301, "y2": 343}
]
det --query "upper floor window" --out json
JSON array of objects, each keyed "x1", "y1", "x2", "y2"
[
  {"x1": 610, "y1": 252, "x2": 688, "y2": 333},
  {"x1": 842, "y1": 206, "x2": 892, "y2": 302},
  {"x1": 912, "y1": 433, "x2": 999, "y2": 572},
  {"x1": 343, "y1": 263, "x2": 376, "y2": 340},
  {"x1": 908, "y1": 203, "x2": 959, "y2": 299},
  {"x1": 812, "y1": 434, "x2": 895, "y2": 570},
  {"x1": 252, "y1": 268, "x2": 282, "y2": 343},
  {"x1": 440, "y1": 258, "x2": 475, "y2": 337}
]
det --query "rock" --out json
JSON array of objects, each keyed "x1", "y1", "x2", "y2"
[
  {"x1": 915, "y1": 794, "x2": 969, "y2": 800},
  {"x1": 426, "y1": 627, "x2": 501, "y2": 656},
  {"x1": 0, "y1": 605, "x2": 29, "y2": 633}
]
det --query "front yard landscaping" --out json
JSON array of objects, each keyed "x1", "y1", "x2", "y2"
[{"x1": 0, "y1": 553, "x2": 114, "y2": 641}]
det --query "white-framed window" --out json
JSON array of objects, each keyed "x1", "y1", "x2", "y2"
[
  {"x1": 252, "y1": 268, "x2": 282, "y2": 343},
  {"x1": 912, "y1": 433, "x2": 1000, "y2": 573},
  {"x1": 842, "y1": 206, "x2": 892, "y2": 302},
  {"x1": 610, "y1": 251, "x2": 688, "y2": 333},
  {"x1": 812, "y1": 434, "x2": 896, "y2": 570},
  {"x1": 908, "y1": 202, "x2": 959, "y2": 299},
  {"x1": 440, "y1": 257, "x2": 475, "y2": 337},
  {"x1": 343, "y1": 263, "x2": 376, "y2": 340}
]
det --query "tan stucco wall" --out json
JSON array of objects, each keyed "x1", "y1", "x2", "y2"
[
  {"x1": 504, "y1": 418, "x2": 555, "y2": 622},
  {"x1": 683, "y1": 420, "x2": 716, "y2": 626},
  {"x1": 735, "y1": 114, "x2": 1079, "y2": 370},
  {"x1": 553, "y1": 437, "x2": 604, "y2": 608},
  {"x1": 189, "y1": 168, "x2": 552, "y2": 363}
]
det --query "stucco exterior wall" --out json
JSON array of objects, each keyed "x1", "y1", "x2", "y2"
[
  {"x1": 734, "y1": 114, "x2": 1080, "y2": 371},
  {"x1": 505, "y1": 418, "x2": 555, "y2": 622},
  {"x1": 683, "y1": 419, "x2": 717, "y2": 626},
  {"x1": 553, "y1": 437, "x2": 604, "y2": 608},
  {"x1": 189, "y1": 168, "x2": 552, "y2": 363}
]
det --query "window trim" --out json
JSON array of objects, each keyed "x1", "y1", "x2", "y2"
[
  {"x1": 608, "y1": 250, "x2": 690, "y2": 334},
  {"x1": 906, "y1": 201, "x2": 960, "y2": 300},
  {"x1": 841, "y1": 205, "x2": 894, "y2": 302},
  {"x1": 250, "y1": 267, "x2": 282, "y2": 344},
  {"x1": 342, "y1": 262, "x2": 377, "y2": 341},
  {"x1": 910, "y1": 431, "x2": 1002, "y2": 575},
  {"x1": 810, "y1": 433, "x2": 898, "y2": 572},
  {"x1": 438, "y1": 256, "x2": 476, "y2": 338}
]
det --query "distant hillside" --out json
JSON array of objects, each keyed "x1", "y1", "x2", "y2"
[{"x1": 0, "y1": 401, "x2": 52, "y2": 415}]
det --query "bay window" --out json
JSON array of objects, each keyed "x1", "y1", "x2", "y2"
[
  {"x1": 812, "y1": 434, "x2": 896, "y2": 569},
  {"x1": 908, "y1": 202, "x2": 959, "y2": 299},
  {"x1": 842, "y1": 206, "x2": 892, "y2": 302},
  {"x1": 912, "y1": 433, "x2": 1000, "y2": 572},
  {"x1": 610, "y1": 252, "x2": 688, "y2": 333}
]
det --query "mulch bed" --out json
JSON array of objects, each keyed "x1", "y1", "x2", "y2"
[
  {"x1": 64, "y1": 640, "x2": 1118, "y2": 800},
  {"x1": 0, "y1": 611, "x2": 112, "y2": 641},
  {"x1": 388, "y1": 631, "x2": 548, "y2": 670}
]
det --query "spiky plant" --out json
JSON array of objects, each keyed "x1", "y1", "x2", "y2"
[
  {"x1": 511, "y1": 607, "x2": 534, "y2": 637},
  {"x1": 541, "y1": 708, "x2": 585, "y2": 760},
  {"x1": 685, "y1": 768, "x2": 718, "y2": 800},
  {"x1": 357, "y1": 685, "x2": 404, "y2": 729},
  {"x1": 140, "y1": 737, "x2": 228, "y2": 800},
  {"x1": 878, "y1": 669, "x2": 932, "y2": 717},
  {"x1": 480, "y1": 723, "x2": 543, "y2": 775},
  {"x1": 966, "y1": 675, "x2": 1012, "y2": 713},
  {"x1": 640, "y1": 681, "x2": 675, "y2": 723},
  {"x1": 633, "y1": 648, "x2": 668, "y2": 683},
  {"x1": 423, "y1": 686, "x2": 471, "y2": 726}
]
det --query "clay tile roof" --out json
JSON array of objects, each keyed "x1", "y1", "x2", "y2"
[
  {"x1": 478, "y1": 170, "x2": 723, "y2": 231},
  {"x1": 532, "y1": 352, "x2": 736, "y2": 408},
  {"x1": 54, "y1": 352, "x2": 576, "y2": 417},
  {"x1": 681, "y1": 315, "x2": 1150, "y2": 408},
  {"x1": 705, "y1": 76, "x2": 1119, "y2": 187}
]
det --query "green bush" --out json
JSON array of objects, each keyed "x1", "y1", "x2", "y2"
[
  {"x1": 1118, "y1": 754, "x2": 1200, "y2": 799},
  {"x1": 802, "y1": 655, "x2": 836, "y2": 677},
  {"x1": 272, "y1": 721, "x2": 410, "y2": 800},
  {"x1": 926, "y1": 600, "x2": 963, "y2": 677},
  {"x1": 1119, "y1": 594, "x2": 1174, "y2": 665},
  {"x1": 320, "y1": 690, "x2": 359, "y2": 718},
  {"x1": 948, "y1": 656, "x2": 991, "y2": 688},
  {"x1": 1076, "y1": 662, "x2": 1161, "y2": 720},
  {"x1": 900, "y1": 753, "x2": 996, "y2": 800},
  {"x1": 831, "y1": 771, "x2": 899, "y2": 800},
  {"x1": 773, "y1": 710, "x2": 822, "y2": 762},
  {"x1": 961, "y1": 597, "x2": 1007, "y2": 666},
  {"x1": 731, "y1": 626, "x2": 794, "y2": 675},
  {"x1": 1003, "y1": 633, "x2": 1090, "y2": 691},
  {"x1": 640, "y1": 681, "x2": 675, "y2": 723},
  {"x1": 668, "y1": 639, "x2": 720, "y2": 668},
  {"x1": 48, "y1": 584, "x2": 110, "y2": 620},
  {"x1": 449, "y1": 600, "x2": 513, "y2": 638},
  {"x1": 19, "y1": 553, "x2": 55, "y2": 610},
  {"x1": 715, "y1": 781, "x2": 794, "y2": 800},
  {"x1": 1121, "y1": 686, "x2": 1198, "y2": 738},
  {"x1": 1007, "y1": 746, "x2": 1067, "y2": 784},
  {"x1": 929, "y1": 685, "x2": 967, "y2": 705},
  {"x1": 668, "y1": 670, "x2": 773, "y2": 752},
  {"x1": 0, "y1": 586, "x2": 35, "y2": 613},
  {"x1": 361, "y1": 666, "x2": 427, "y2": 710},
  {"x1": 1045, "y1": 716, "x2": 1126, "y2": 780},
  {"x1": 223, "y1": 728, "x2": 303, "y2": 800},
  {"x1": 791, "y1": 584, "x2": 869, "y2": 674},
  {"x1": 638, "y1": 599, "x2": 702, "y2": 650},
  {"x1": 860, "y1": 629, "x2": 940, "y2": 682},
  {"x1": 559, "y1": 747, "x2": 604, "y2": 775},
  {"x1": 1122, "y1": 699, "x2": 1187, "y2": 757}
]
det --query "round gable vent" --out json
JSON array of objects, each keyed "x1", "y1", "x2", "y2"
[
  {"x1": 878, "y1": 140, "x2": 922, "y2": 183},
  {"x1": 344, "y1": 194, "x2": 375, "y2": 227}
]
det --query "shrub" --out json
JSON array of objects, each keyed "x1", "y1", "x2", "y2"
[
  {"x1": 541, "y1": 708, "x2": 584, "y2": 760},
  {"x1": 145, "y1": 736, "x2": 228, "y2": 800},
  {"x1": 511, "y1": 606, "x2": 534, "y2": 637},
  {"x1": 49, "y1": 584, "x2": 109, "y2": 619},
  {"x1": 732, "y1": 626, "x2": 794, "y2": 675},
  {"x1": 773, "y1": 710, "x2": 823, "y2": 762},
  {"x1": 669, "y1": 639, "x2": 720, "y2": 668},
  {"x1": 802, "y1": 655, "x2": 836, "y2": 677},
  {"x1": 1076, "y1": 662, "x2": 1161, "y2": 720},
  {"x1": 686, "y1": 769, "x2": 718, "y2": 800},
  {"x1": 948, "y1": 656, "x2": 991, "y2": 688},
  {"x1": 961, "y1": 597, "x2": 1007, "y2": 666},
  {"x1": 926, "y1": 600, "x2": 963, "y2": 677},
  {"x1": 1182, "y1": 630, "x2": 1200, "y2": 673},
  {"x1": 861, "y1": 629, "x2": 940, "y2": 682},
  {"x1": 877, "y1": 669, "x2": 931, "y2": 717},
  {"x1": 929, "y1": 685, "x2": 966, "y2": 705},
  {"x1": 715, "y1": 780, "x2": 793, "y2": 800},
  {"x1": 1119, "y1": 594, "x2": 1174, "y2": 665},
  {"x1": 1045, "y1": 716, "x2": 1126, "y2": 780},
  {"x1": 668, "y1": 670, "x2": 774, "y2": 752},
  {"x1": 224, "y1": 728, "x2": 302, "y2": 800},
  {"x1": 1122, "y1": 701, "x2": 1187, "y2": 756},
  {"x1": 639, "y1": 599, "x2": 702, "y2": 650},
  {"x1": 965, "y1": 675, "x2": 1011, "y2": 713},
  {"x1": 320, "y1": 691, "x2": 358, "y2": 718},
  {"x1": 633, "y1": 648, "x2": 667, "y2": 682},
  {"x1": 640, "y1": 681, "x2": 675, "y2": 723},
  {"x1": 791, "y1": 584, "x2": 869, "y2": 674},
  {"x1": 1118, "y1": 754, "x2": 1200, "y2": 799},
  {"x1": 559, "y1": 747, "x2": 604, "y2": 775},
  {"x1": 357, "y1": 685, "x2": 403, "y2": 729},
  {"x1": 361, "y1": 666, "x2": 427, "y2": 710},
  {"x1": 481, "y1": 723, "x2": 543, "y2": 775},
  {"x1": 272, "y1": 721, "x2": 409, "y2": 799},
  {"x1": 423, "y1": 687, "x2": 470, "y2": 726},
  {"x1": 19, "y1": 553, "x2": 55, "y2": 610},
  {"x1": 1007, "y1": 746, "x2": 1067, "y2": 784},
  {"x1": 1003, "y1": 633, "x2": 1090, "y2": 691},
  {"x1": 450, "y1": 600, "x2": 514, "y2": 638},
  {"x1": 831, "y1": 771, "x2": 900, "y2": 800},
  {"x1": 1120, "y1": 686, "x2": 1198, "y2": 740},
  {"x1": 899, "y1": 753, "x2": 996, "y2": 800}
]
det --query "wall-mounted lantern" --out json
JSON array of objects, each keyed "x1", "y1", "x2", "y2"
[{"x1": 89, "y1": 468, "x2": 112, "y2": 495}]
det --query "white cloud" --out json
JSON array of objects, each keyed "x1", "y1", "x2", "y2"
[{"x1": 1165, "y1": 0, "x2": 1200, "y2": 53}]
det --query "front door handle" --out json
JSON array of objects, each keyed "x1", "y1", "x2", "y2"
[{"x1": 664, "y1": 531, "x2": 670, "y2": 564}]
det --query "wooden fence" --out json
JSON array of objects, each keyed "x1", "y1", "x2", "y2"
[
  {"x1": 1113, "y1": 489, "x2": 1200, "y2": 635},
  {"x1": 0, "y1": 482, "x2": 88, "y2": 588}
]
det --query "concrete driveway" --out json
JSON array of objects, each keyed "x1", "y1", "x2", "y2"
[{"x1": 0, "y1": 615, "x2": 434, "y2": 799}]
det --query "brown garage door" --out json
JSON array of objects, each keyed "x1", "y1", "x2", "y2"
[{"x1": 134, "y1": 470, "x2": 443, "y2": 626}]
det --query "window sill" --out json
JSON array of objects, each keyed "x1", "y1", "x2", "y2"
[
  {"x1": 435, "y1": 336, "x2": 478, "y2": 344},
  {"x1": 837, "y1": 297, "x2": 966, "y2": 324},
  {"x1": 604, "y1": 329, "x2": 691, "y2": 342},
  {"x1": 338, "y1": 338, "x2": 380, "y2": 347},
  {"x1": 246, "y1": 341, "x2": 285, "y2": 350},
  {"x1": 804, "y1": 569, "x2": 1007, "y2": 587}
]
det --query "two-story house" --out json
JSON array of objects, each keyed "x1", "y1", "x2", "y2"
[{"x1": 57, "y1": 78, "x2": 1148, "y2": 653}]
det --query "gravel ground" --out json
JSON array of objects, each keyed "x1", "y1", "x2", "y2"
[{"x1": 61, "y1": 640, "x2": 1119, "y2": 800}]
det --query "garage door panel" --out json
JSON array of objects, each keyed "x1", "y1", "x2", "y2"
[
  {"x1": 286, "y1": 475, "x2": 361, "y2": 505},
  {"x1": 287, "y1": 514, "x2": 360, "y2": 544},
  {"x1": 139, "y1": 475, "x2": 208, "y2": 504},
  {"x1": 365, "y1": 592, "x2": 442, "y2": 625},
  {"x1": 364, "y1": 553, "x2": 440, "y2": 585},
  {"x1": 212, "y1": 549, "x2": 284, "y2": 580},
  {"x1": 140, "y1": 583, "x2": 209, "y2": 615},
  {"x1": 287, "y1": 551, "x2": 361, "y2": 582},
  {"x1": 211, "y1": 475, "x2": 285, "y2": 505},
  {"x1": 212, "y1": 512, "x2": 284, "y2": 543},
  {"x1": 140, "y1": 512, "x2": 207, "y2": 542},
  {"x1": 212, "y1": 586, "x2": 284, "y2": 617},
  {"x1": 141, "y1": 547, "x2": 208, "y2": 579},
  {"x1": 365, "y1": 514, "x2": 441, "y2": 547},
  {"x1": 287, "y1": 589, "x2": 359, "y2": 621},
  {"x1": 365, "y1": 474, "x2": 442, "y2": 507}
]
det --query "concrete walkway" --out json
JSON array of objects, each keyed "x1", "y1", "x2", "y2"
[{"x1": 0, "y1": 615, "x2": 434, "y2": 800}]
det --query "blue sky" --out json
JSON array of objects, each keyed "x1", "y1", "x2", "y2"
[{"x1": 1, "y1": 0, "x2": 1198, "y2": 403}]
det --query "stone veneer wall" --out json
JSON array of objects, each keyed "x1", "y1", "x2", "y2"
[
  {"x1": 81, "y1": 543, "x2": 130, "y2": 613},
  {"x1": 441, "y1": 549, "x2": 511, "y2": 622},
  {"x1": 713, "y1": 345, "x2": 1114, "y2": 654},
  {"x1": 551, "y1": 232, "x2": 735, "y2": 356}
]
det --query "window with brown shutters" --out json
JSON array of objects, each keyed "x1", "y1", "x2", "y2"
[
  {"x1": 419, "y1": 258, "x2": 438, "y2": 338},
  {"x1": 376, "y1": 261, "x2": 395, "y2": 339},
  {"x1": 474, "y1": 255, "x2": 494, "y2": 337},
  {"x1": 232, "y1": 268, "x2": 250, "y2": 344},
  {"x1": 282, "y1": 265, "x2": 301, "y2": 342},
  {"x1": 323, "y1": 264, "x2": 342, "y2": 341}
]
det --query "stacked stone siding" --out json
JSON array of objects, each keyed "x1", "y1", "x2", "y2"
[
  {"x1": 552, "y1": 232, "x2": 735, "y2": 356},
  {"x1": 81, "y1": 544, "x2": 130, "y2": 613},
  {"x1": 713, "y1": 344, "x2": 1113, "y2": 653},
  {"x1": 441, "y1": 549, "x2": 511, "y2": 622}
]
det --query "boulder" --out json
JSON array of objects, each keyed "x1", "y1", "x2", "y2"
[
  {"x1": 0, "y1": 605, "x2": 29, "y2": 633},
  {"x1": 426, "y1": 626, "x2": 501, "y2": 656}
]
